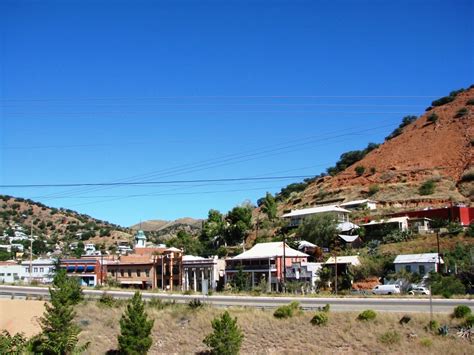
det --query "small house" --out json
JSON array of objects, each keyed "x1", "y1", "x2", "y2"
[{"x1": 393, "y1": 253, "x2": 443, "y2": 276}]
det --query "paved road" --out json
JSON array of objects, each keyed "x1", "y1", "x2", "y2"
[{"x1": 1, "y1": 285, "x2": 472, "y2": 313}]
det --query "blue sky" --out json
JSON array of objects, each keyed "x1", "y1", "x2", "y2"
[{"x1": 0, "y1": 0, "x2": 472, "y2": 226}]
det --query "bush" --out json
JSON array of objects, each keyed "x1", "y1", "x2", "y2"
[
  {"x1": 461, "y1": 168, "x2": 474, "y2": 182},
  {"x1": 419, "y1": 338, "x2": 432, "y2": 347},
  {"x1": 273, "y1": 301, "x2": 302, "y2": 319},
  {"x1": 466, "y1": 99, "x2": 474, "y2": 105},
  {"x1": 188, "y1": 299, "x2": 203, "y2": 310},
  {"x1": 0, "y1": 330, "x2": 28, "y2": 354},
  {"x1": 357, "y1": 309, "x2": 377, "y2": 321},
  {"x1": 427, "y1": 113, "x2": 438, "y2": 123},
  {"x1": 98, "y1": 292, "x2": 116, "y2": 307},
  {"x1": 310, "y1": 312, "x2": 328, "y2": 326},
  {"x1": 419, "y1": 180, "x2": 435, "y2": 195},
  {"x1": 368, "y1": 184, "x2": 380, "y2": 196},
  {"x1": 454, "y1": 107, "x2": 468, "y2": 118},
  {"x1": 464, "y1": 315, "x2": 474, "y2": 327},
  {"x1": 203, "y1": 311, "x2": 244, "y2": 355},
  {"x1": 430, "y1": 274, "x2": 466, "y2": 298},
  {"x1": 378, "y1": 330, "x2": 401, "y2": 346},
  {"x1": 427, "y1": 320, "x2": 439, "y2": 332},
  {"x1": 431, "y1": 89, "x2": 464, "y2": 107},
  {"x1": 453, "y1": 305, "x2": 472, "y2": 318},
  {"x1": 355, "y1": 165, "x2": 365, "y2": 176}
]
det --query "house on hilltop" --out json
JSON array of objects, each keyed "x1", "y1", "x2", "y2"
[{"x1": 393, "y1": 253, "x2": 443, "y2": 276}]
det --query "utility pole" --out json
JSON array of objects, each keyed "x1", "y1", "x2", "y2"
[
  {"x1": 436, "y1": 231, "x2": 441, "y2": 272},
  {"x1": 29, "y1": 225, "x2": 33, "y2": 284},
  {"x1": 282, "y1": 235, "x2": 286, "y2": 291}
]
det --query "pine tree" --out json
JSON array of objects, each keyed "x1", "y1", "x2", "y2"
[
  {"x1": 118, "y1": 291, "x2": 154, "y2": 355},
  {"x1": 203, "y1": 311, "x2": 244, "y2": 355},
  {"x1": 32, "y1": 269, "x2": 88, "y2": 354}
]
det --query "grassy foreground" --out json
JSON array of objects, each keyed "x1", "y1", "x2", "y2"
[{"x1": 75, "y1": 301, "x2": 473, "y2": 354}]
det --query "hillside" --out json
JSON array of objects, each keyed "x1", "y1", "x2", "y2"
[
  {"x1": 130, "y1": 218, "x2": 202, "y2": 240},
  {"x1": 278, "y1": 87, "x2": 473, "y2": 214},
  {"x1": 0, "y1": 195, "x2": 133, "y2": 252}
]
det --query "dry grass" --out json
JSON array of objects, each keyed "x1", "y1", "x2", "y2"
[
  {"x1": 75, "y1": 302, "x2": 474, "y2": 354},
  {"x1": 379, "y1": 233, "x2": 472, "y2": 255}
]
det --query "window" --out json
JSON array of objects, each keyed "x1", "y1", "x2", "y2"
[
  {"x1": 111, "y1": 270, "x2": 115, "y2": 277},
  {"x1": 39, "y1": 267, "x2": 44, "y2": 272},
  {"x1": 49, "y1": 268, "x2": 54, "y2": 273},
  {"x1": 7, "y1": 273, "x2": 11, "y2": 276},
  {"x1": 127, "y1": 269, "x2": 132, "y2": 277},
  {"x1": 145, "y1": 270, "x2": 150, "y2": 277},
  {"x1": 419, "y1": 265, "x2": 426, "y2": 275},
  {"x1": 120, "y1": 269, "x2": 124, "y2": 277},
  {"x1": 13, "y1": 273, "x2": 18, "y2": 276},
  {"x1": 33, "y1": 268, "x2": 38, "y2": 273},
  {"x1": 25, "y1": 267, "x2": 29, "y2": 273},
  {"x1": 137, "y1": 270, "x2": 141, "y2": 277},
  {"x1": 0, "y1": 273, "x2": 4, "y2": 276},
  {"x1": 405, "y1": 265, "x2": 411, "y2": 273}
]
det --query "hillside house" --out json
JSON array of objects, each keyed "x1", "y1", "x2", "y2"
[
  {"x1": 325, "y1": 255, "x2": 361, "y2": 275},
  {"x1": 393, "y1": 253, "x2": 443, "y2": 276},
  {"x1": 22, "y1": 258, "x2": 55, "y2": 284},
  {"x1": 340, "y1": 199, "x2": 377, "y2": 211},
  {"x1": 282, "y1": 205, "x2": 352, "y2": 228},
  {"x1": 389, "y1": 206, "x2": 474, "y2": 226},
  {"x1": 0, "y1": 261, "x2": 23, "y2": 283},
  {"x1": 61, "y1": 258, "x2": 103, "y2": 287},
  {"x1": 225, "y1": 242, "x2": 308, "y2": 292}
]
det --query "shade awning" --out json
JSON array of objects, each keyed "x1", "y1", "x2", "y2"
[
  {"x1": 76, "y1": 266, "x2": 85, "y2": 272},
  {"x1": 66, "y1": 266, "x2": 75, "y2": 272},
  {"x1": 85, "y1": 266, "x2": 94, "y2": 272}
]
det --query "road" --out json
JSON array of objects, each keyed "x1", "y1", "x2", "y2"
[{"x1": 1, "y1": 285, "x2": 472, "y2": 313}]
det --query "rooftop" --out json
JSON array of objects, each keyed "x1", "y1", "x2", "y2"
[
  {"x1": 393, "y1": 253, "x2": 443, "y2": 264},
  {"x1": 282, "y1": 205, "x2": 351, "y2": 218},
  {"x1": 232, "y1": 242, "x2": 308, "y2": 260},
  {"x1": 325, "y1": 255, "x2": 360, "y2": 266},
  {"x1": 340, "y1": 199, "x2": 376, "y2": 206}
]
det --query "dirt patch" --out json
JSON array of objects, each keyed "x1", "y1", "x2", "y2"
[{"x1": 0, "y1": 299, "x2": 44, "y2": 337}]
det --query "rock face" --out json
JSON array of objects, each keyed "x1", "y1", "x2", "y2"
[{"x1": 280, "y1": 88, "x2": 473, "y2": 213}]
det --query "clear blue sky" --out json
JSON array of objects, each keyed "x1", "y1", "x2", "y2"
[{"x1": 0, "y1": 0, "x2": 472, "y2": 226}]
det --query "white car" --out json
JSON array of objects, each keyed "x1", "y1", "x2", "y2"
[
  {"x1": 372, "y1": 284, "x2": 401, "y2": 295},
  {"x1": 408, "y1": 287, "x2": 430, "y2": 295}
]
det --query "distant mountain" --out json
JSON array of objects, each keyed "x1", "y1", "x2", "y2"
[
  {"x1": 130, "y1": 218, "x2": 203, "y2": 240},
  {"x1": 0, "y1": 195, "x2": 133, "y2": 249},
  {"x1": 277, "y1": 87, "x2": 473, "y2": 214}
]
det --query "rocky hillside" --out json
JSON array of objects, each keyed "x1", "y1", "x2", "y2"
[
  {"x1": 278, "y1": 87, "x2": 473, "y2": 214},
  {"x1": 0, "y1": 195, "x2": 133, "y2": 249},
  {"x1": 130, "y1": 218, "x2": 202, "y2": 241}
]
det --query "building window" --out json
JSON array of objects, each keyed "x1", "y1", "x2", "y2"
[
  {"x1": 49, "y1": 268, "x2": 54, "y2": 273},
  {"x1": 405, "y1": 265, "x2": 411, "y2": 273},
  {"x1": 127, "y1": 269, "x2": 132, "y2": 277},
  {"x1": 419, "y1": 265, "x2": 426, "y2": 275},
  {"x1": 137, "y1": 270, "x2": 141, "y2": 277},
  {"x1": 34, "y1": 268, "x2": 38, "y2": 273},
  {"x1": 25, "y1": 268, "x2": 29, "y2": 273},
  {"x1": 111, "y1": 270, "x2": 115, "y2": 277},
  {"x1": 120, "y1": 269, "x2": 124, "y2": 277},
  {"x1": 39, "y1": 267, "x2": 44, "y2": 272},
  {"x1": 145, "y1": 270, "x2": 150, "y2": 277},
  {"x1": 7, "y1": 273, "x2": 11, "y2": 276},
  {"x1": 0, "y1": 273, "x2": 4, "y2": 276}
]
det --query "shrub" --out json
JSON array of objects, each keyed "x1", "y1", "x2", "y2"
[
  {"x1": 466, "y1": 224, "x2": 474, "y2": 238},
  {"x1": 318, "y1": 303, "x2": 330, "y2": 313},
  {"x1": 0, "y1": 330, "x2": 28, "y2": 354},
  {"x1": 427, "y1": 113, "x2": 438, "y2": 123},
  {"x1": 370, "y1": 167, "x2": 376, "y2": 175},
  {"x1": 273, "y1": 301, "x2": 302, "y2": 319},
  {"x1": 378, "y1": 330, "x2": 401, "y2": 346},
  {"x1": 427, "y1": 320, "x2": 439, "y2": 332},
  {"x1": 357, "y1": 309, "x2": 376, "y2": 321},
  {"x1": 188, "y1": 298, "x2": 203, "y2": 310},
  {"x1": 453, "y1": 305, "x2": 472, "y2": 318},
  {"x1": 203, "y1": 311, "x2": 244, "y2": 355},
  {"x1": 420, "y1": 337, "x2": 432, "y2": 347},
  {"x1": 419, "y1": 180, "x2": 435, "y2": 195},
  {"x1": 355, "y1": 165, "x2": 365, "y2": 176},
  {"x1": 461, "y1": 168, "x2": 474, "y2": 182},
  {"x1": 467, "y1": 99, "x2": 474, "y2": 105},
  {"x1": 431, "y1": 88, "x2": 464, "y2": 107},
  {"x1": 310, "y1": 312, "x2": 329, "y2": 326},
  {"x1": 368, "y1": 184, "x2": 380, "y2": 196},
  {"x1": 430, "y1": 274, "x2": 466, "y2": 298},
  {"x1": 464, "y1": 315, "x2": 474, "y2": 327},
  {"x1": 98, "y1": 292, "x2": 116, "y2": 307},
  {"x1": 454, "y1": 107, "x2": 468, "y2": 118}
]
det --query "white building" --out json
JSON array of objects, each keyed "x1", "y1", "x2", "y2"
[
  {"x1": 21, "y1": 259, "x2": 55, "y2": 284},
  {"x1": 134, "y1": 230, "x2": 147, "y2": 248},
  {"x1": 182, "y1": 255, "x2": 225, "y2": 293},
  {"x1": 0, "y1": 261, "x2": 23, "y2": 283},
  {"x1": 282, "y1": 205, "x2": 351, "y2": 228},
  {"x1": 340, "y1": 199, "x2": 377, "y2": 211},
  {"x1": 393, "y1": 253, "x2": 443, "y2": 276}
]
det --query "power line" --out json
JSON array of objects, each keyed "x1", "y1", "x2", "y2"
[{"x1": 0, "y1": 175, "x2": 317, "y2": 188}]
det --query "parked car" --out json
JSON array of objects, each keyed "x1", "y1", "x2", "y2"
[
  {"x1": 372, "y1": 284, "x2": 401, "y2": 295},
  {"x1": 408, "y1": 286, "x2": 430, "y2": 295}
]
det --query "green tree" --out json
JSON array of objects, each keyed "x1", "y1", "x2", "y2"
[
  {"x1": 168, "y1": 230, "x2": 202, "y2": 255},
  {"x1": 261, "y1": 192, "x2": 277, "y2": 221},
  {"x1": 200, "y1": 209, "x2": 226, "y2": 253},
  {"x1": 118, "y1": 291, "x2": 154, "y2": 355},
  {"x1": 51, "y1": 269, "x2": 83, "y2": 306},
  {"x1": 32, "y1": 239, "x2": 48, "y2": 255},
  {"x1": 31, "y1": 270, "x2": 88, "y2": 354},
  {"x1": 203, "y1": 311, "x2": 244, "y2": 355},
  {"x1": 73, "y1": 241, "x2": 85, "y2": 258},
  {"x1": 224, "y1": 205, "x2": 253, "y2": 246},
  {"x1": 296, "y1": 213, "x2": 339, "y2": 247},
  {"x1": 232, "y1": 265, "x2": 249, "y2": 292}
]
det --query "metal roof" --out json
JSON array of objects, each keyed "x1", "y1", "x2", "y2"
[
  {"x1": 393, "y1": 253, "x2": 443, "y2": 264},
  {"x1": 282, "y1": 205, "x2": 351, "y2": 218},
  {"x1": 340, "y1": 199, "x2": 376, "y2": 206},
  {"x1": 232, "y1": 242, "x2": 308, "y2": 260},
  {"x1": 325, "y1": 255, "x2": 360, "y2": 266},
  {"x1": 338, "y1": 234, "x2": 360, "y2": 243}
]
